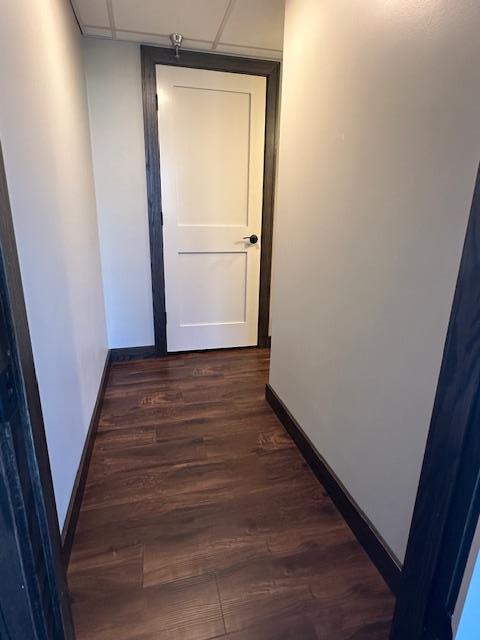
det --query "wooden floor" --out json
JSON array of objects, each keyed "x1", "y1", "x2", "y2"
[{"x1": 68, "y1": 348, "x2": 394, "y2": 640}]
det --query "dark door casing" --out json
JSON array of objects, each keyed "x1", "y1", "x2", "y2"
[
  {"x1": 390, "y1": 164, "x2": 480, "y2": 639},
  {"x1": 0, "y1": 143, "x2": 74, "y2": 639},
  {"x1": 141, "y1": 46, "x2": 280, "y2": 354}
]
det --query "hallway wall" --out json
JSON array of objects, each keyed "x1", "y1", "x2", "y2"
[
  {"x1": 83, "y1": 39, "x2": 155, "y2": 349},
  {"x1": 269, "y1": 0, "x2": 480, "y2": 562},
  {"x1": 0, "y1": 0, "x2": 108, "y2": 527}
]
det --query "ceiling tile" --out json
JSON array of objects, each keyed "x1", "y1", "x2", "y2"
[
  {"x1": 220, "y1": 0, "x2": 285, "y2": 51},
  {"x1": 182, "y1": 39, "x2": 216, "y2": 52},
  {"x1": 111, "y1": 0, "x2": 230, "y2": 41},
  {"x1": 74, "y1": 0, "x2": 110, "y2": 27}
]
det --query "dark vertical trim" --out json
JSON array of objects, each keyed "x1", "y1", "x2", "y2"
[
  {"x1": 61, "y1": 350, "x2": 111, "y2": 566},
  {"x1": 141, "y1": 48, "x2": 167, "y2": 355},
  {"x1": 0, "y1": 142, "x2": 75, "y2": 638},
  {"x1": 265, "y1": 383, "x2": 402, "y2": 595},
  {"x1": 257, "y1": 64, "x2": 279, "y2": 348},
  {"x1": 390, "y1": 164, "x2": 480, "y2": 640},
  {"x1": 424, "y1": 405, "x2": 480, "y2": 637},
  {"x1": 141, "y1": 46, "x2": 280, "y2": 353}
]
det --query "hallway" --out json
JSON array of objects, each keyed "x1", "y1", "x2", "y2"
[{"x1": 68, "y1": 349, "x2": 394, "y2": 640}]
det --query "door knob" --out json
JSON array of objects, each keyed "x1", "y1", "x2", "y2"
[{"x1": 243, "y1": 234, "x2": 258, "y2": 244}]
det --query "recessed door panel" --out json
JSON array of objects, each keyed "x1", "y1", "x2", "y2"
[
  {"x1": 172, "y1": 86, "x2": 251, "y2": 227},
  {"x1": 178, "y1": 252, "x2": 247, "y2": 326}
]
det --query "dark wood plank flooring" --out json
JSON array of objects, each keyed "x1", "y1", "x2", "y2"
[{"x1": 68, "y1": 348, "x2": 394, "y2": 640}]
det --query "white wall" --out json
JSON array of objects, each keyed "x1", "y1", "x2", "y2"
[
  {"x1": 0, "y1": 0, "x2": 108, "y2": 527},
  {"x1": 270, "y1": 0, "x2": 480, "y2": 562},
  {"x1": 83, "y1": 39, "x2": 154, "y2": 349}
]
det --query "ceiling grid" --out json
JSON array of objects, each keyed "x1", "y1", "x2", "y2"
[
  {"x1": 106, "y1": 0, "x2": 117, "y2": 39},
  {"x1": 71, "y1": 0, "x2": 284, "y2": 60}
]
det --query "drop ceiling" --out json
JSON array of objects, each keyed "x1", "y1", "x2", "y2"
[{"x1": 71, "y1": 0, "x2": 285, "y2": 60}]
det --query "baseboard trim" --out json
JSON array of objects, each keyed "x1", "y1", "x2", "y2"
[
  {"x1": 265, "y1": 383, "x2": 402, "y2": 595},
  {"x1": 258, "y1": 335, "x2": 272, "y2": 348},
  {"x1": 110, "y1": 345, "x2": 158, "y2": 362},
  {"x1": 61, "y1": 350, "x2": 111, "y2": 565}
]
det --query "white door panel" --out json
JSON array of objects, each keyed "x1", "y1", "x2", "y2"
[{"x1": 156, "y1": 66, "x2": 266, "y2": 352}]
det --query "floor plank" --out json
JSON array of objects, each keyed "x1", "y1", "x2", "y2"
[{"x1": 68, "y1": 348, "x2": 394, "y2": 639}]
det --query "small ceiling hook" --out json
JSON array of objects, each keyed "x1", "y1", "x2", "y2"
[{"x1": 169, "y1": 33, "x2": 183, "y2": 60}]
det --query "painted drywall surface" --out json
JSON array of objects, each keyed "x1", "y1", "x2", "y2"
[
  {"x1": 269, "y1": 0, "x2": 480, "y2": 561},
  {"x1": 83, "y1": 39, "x2": 155, "y2": 348},
  {"x1": 0, "y1": 1, "x2": 108, "y2": 526},
  {"x1": 454, "y1": 519, "x2": 480, "y2": 637}
]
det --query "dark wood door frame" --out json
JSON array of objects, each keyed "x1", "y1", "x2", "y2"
[
  {"x1": 141, "y1": 45, "x2": 280, "y2": 355},
  {"x1": 0, "y1": 142, "x2": 74, "y2": 638},
  {"x1": 390, "y1": 163, "x2": 480, "y2": 639}
]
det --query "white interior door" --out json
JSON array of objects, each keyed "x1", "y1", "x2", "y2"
[{"x1": 156, "y1": 65, "x2": 266, "y2": 352}]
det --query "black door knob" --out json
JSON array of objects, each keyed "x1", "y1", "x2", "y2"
[{"x1": 243, "y1": 234, "x2": 258, "y2": 244}]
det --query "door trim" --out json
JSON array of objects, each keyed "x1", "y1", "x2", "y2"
[
  {"x1": 141, "y1": 45, "x2": 280, "y2": 355},
  {"x1": 390, "y1": 163, "x2": 480, "y2": 639},
  {"x1": 0, "y1": 141, "x2": 75, "y2": 637}
]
